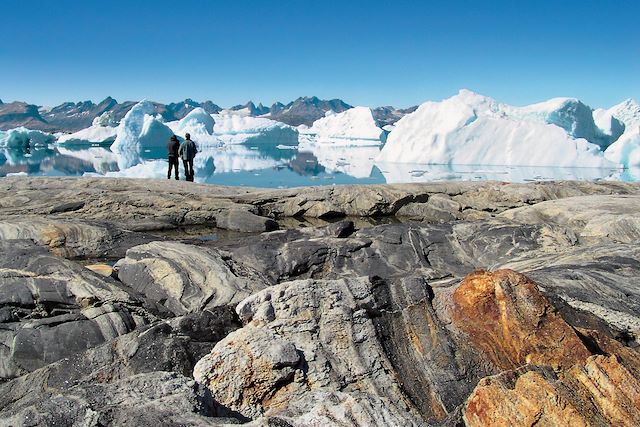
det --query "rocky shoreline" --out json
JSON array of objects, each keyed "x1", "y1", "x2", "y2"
[{"x1": 1, "y1": 177, "x2": 639, "y2": 426}]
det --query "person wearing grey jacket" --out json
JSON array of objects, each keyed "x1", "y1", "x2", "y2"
[{"x1": 178, "y1": 133, "x2": 198, "y2": 182}]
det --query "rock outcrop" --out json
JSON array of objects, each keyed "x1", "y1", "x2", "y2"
[
  {"x1": 115, "y1": 241, "x2": 269, "y2": 315},
  {"x1": 0, "y1": 177, "x2": 639, "y2": 426}
]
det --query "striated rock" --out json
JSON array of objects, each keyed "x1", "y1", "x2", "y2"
[
  {"x1": 194, "y1": 277, "x2": 422, "y2": 424},
  {"x1": 0, "y1": 308, "x2": 241, "y2": 426},
  {"x1": 0, "y1": 217, "x2": 157, "y2": 259},
  {"x1": 0, "y1": 239, "x2": 156, "y2": 379},
  {"x1": 115, "y1": 241, "x2": 270, "y2": 315},
  {"x1": 1, "y1": 371, "x2": 222, "y2": 427},
  {"x1": 464, "y1": 354, "x2": 640, "y2": 427},
  {"x1": 450, "y1": 269, "x2": 591, "y2": 371},
  {"x1": 500, "y1": 194, "x2": 640, "y2": 244}
]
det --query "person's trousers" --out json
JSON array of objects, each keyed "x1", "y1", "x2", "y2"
[
  {"x1": 167, "y1": 156, "x2": 179, "y2": 179},
  {"x1": 183, "y1": 159, "x2": 194, "y2": 181}
]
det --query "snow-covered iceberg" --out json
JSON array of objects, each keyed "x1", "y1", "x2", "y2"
[
  {"x1": 57, "y1": 112, "x2": 118, "y2": 145},
  {"x1": 377, "y1": 90, "x2": 616, "y2": 168},
  {"x1": 0, "y1": 127, "x2": 56, "y2": 148},
  {"x1": 166, "y1": 107, "x2": 220, "y2": 146},
  {"x1": 302, "y1": 107, "x2": 384, "y2": 146},
  {"x1": 212, "y1": 113, "x2": 298, "y2": 145},
  {"x1": 110, "y1": 101, "x2": 174, "y2": 168},
  {"x1": 603, "y1": 99, "x2": 640, "y2": 168}
]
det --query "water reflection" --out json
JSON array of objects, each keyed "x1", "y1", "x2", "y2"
[
  {"x1": 0, "y1": 135, "x2": 635, "y2": 185},
  {"x1": 376, "y1": 162, "x2": 624, "y2": 183}
]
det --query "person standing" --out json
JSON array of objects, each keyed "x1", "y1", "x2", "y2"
[
  {"x1": 179, "y1": 132, "x2": 198, "y2": 182},
  {"x1": 167, "y1": 135, "x2": 180, "y2": 180}
]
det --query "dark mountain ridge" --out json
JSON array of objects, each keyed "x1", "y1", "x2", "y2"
[{"x1": 0, "y1": 95, "x2": 414, "y2": 132}]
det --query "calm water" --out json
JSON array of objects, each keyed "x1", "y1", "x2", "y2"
[{"x1": 1, "y1": 136, "x2": 635, "y2": 186}]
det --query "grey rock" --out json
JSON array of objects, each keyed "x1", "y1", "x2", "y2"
[
  {"x1": 194, "y1": 277, "x2": 422, "y2": 424},
  {"x1": 115, "y1": 241, "x2": 270, "y2": 315},
  {"x1": 0, "y1": 217, "x2": 158, "y2": 259},
  {"x1": 215, "y1": 209, "x2": 279, "y2": 233},
  {"x1": 0, "y1": 240, "x2": 155, "y2": 379},
  {"x1": 0, "y1": 308, "x2": 241, "y2": 426}
]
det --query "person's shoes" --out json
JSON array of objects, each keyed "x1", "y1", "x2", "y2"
[{"x1": 175, "y1": 176, "x2": 179, "y2": 180}]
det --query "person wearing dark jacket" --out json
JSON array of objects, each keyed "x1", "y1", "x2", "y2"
[
  {"x1": 179, "y1": 133, "x2": 198, "y2": 182},
  {"x1": 167, "y1": 135, "x2": 180, "y2": 180}
]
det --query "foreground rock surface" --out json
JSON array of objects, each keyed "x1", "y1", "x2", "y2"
[{"x1": 0, "y1": 177, "x2": 639, "y2": 426}]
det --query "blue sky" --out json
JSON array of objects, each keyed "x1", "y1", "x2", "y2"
[{"x1": 1, "y1": 0, "x2": 638, "y2": 108}]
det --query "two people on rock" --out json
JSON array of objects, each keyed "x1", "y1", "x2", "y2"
[{"x1": 167, "y1": 133, "x2": 198, "y2": 181}]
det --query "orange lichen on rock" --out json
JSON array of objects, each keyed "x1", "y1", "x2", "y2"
[
  {"x1": 464, "y1": 355, "x2": 640, "y2": 427},
  {"x1": 451, "y1": 269, "x2": 591, "y2": 371}
]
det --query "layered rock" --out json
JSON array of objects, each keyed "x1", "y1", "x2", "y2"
[
  {"x1": 115, "y1": 241, "x2": 269, "y2": 315},
  {"x1": 0, "y1": 308, "x2": 240, "y2": 425},
  {"x1": 194, "y1": 277, "x2": 422, "y2": 424},
  {"x1": 0, "y1": 177, "x2": 639, "y2": 426},
  {"x1": 0, "y1": 240, "x2": 156, "y2": 379},
  {"x1": 464, "y1": 354, "x2": 640, "y2": 427}
]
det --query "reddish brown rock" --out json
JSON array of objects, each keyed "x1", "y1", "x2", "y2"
[
  {"x1": 464, "y1": 354, "x2": 640, "y2": 427},
  {"x1": 451, "y1": 269, "x2": 591, "y2": 371}
]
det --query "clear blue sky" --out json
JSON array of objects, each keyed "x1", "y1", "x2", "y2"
[{"x1": 1, "y1": 0, "x2": 638, "y2": 109}]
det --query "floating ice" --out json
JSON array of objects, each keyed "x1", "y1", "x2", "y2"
[
  {"x1": 0, "y1": 127, "x2": 56, "y2": 148},
  {"x1": 57, "y1": 112, "x2": 118, "y2": 145},
  {"x1": 110, "y1": 101, "x2": 174, "y2": 168},
  {"x1": 603, "y1": 99, "x2": 640, "y2": 168},
  {"x1": 303, "y1": 106, "x2": 384, "y2": 146},
  {"x1": 377, "y1": 90, "x2": 616, "y2": 168},
  {"x1": 212, "y1": 113, "x2": 298, "y2": 145}
]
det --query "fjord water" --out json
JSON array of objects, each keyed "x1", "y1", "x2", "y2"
[{"x1": 0, "y1": 138, "x2": 634, "y2": 186}]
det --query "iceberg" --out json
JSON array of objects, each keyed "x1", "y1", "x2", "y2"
[
  {"x1": 166, "y1": 107, "x2": 220, "y2": 146},
  {"x1": 603, "y1": 99, "x2": 640, "y2": 168},
  {"x1": 377, "y1": 90, "x2": 616, "y2": 168},
  {"x1": 57, "y1": 112, "x2": 118, "y2": 145},
  {"x1": 110, "y1": 101, "x2": 174, "y2": 168},
  {"x1": 212, "y1": 113, "x2": 298, "y2": 145},
  {"x1": 0, "y1": 127, "x2": 56, "y2": 148},
  {"x1": 303, "y1": 106, "x2": 384, "y2": 146}
]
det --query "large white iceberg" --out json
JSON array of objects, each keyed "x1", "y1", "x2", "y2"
[
  {"x1": 212, "y1": 113, "x2": 298, "y2": 145},
  {"x1": 0, "y1": 127, "x2": 56, "y2": 148},
  {"x1": 303, "y1": 106, "x2": 384, "y2": 146},
  {"x1": 377, "y1": 90, "x2": 616, "y2": 168},
  {"x1": 110, "y1": 101, "x2": 174, "y2": 168},
  {"x1": 57, "y1": 112, "x2": 118, "y2": 145},
  {"x1": 603, "y1": 99, "x2": 640, "y2": 168}
]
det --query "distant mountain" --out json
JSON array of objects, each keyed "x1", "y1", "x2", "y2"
[
  {"x1": 372, "y1": 105, "x2": 418, "y2": 128},
  {"x1": 0, "y1": 95, "x2": 357, "y2": 131},
  {"x1": 230, "y1": 101, "x2": 270, "y2": 116},
  {"x1": 267, "y1": 96, "x2": 353, "y2": 126},
  {"x1": 161, "y1": 99, "x2": 221, "y2": 122},
  {"x1": 0, "y1": 101, "x2": 52, "y2": 131},
  {"x1": 0, "y1": 97, "x2": 221, "y2": 132}
]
